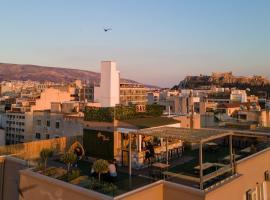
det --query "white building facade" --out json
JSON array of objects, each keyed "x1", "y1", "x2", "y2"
[{"x1": 94, "y1": 61, "x2": 120, "y2": 107}]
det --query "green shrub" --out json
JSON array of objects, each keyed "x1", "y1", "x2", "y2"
[
  {"x1": 145, "y1": 104, "x2": 164, "y2": 116},
  {"x1": 40, "y1": 148, "x2": 53, "y2": 173},
  {"x1": 61, "y1": 152, "x2": 77, "y2": 174},
  {"x1": 84, "y1": 107, "x2": 114, "y2": 122},
  {"x1": 45, "y1": 167, "x2": 57, "y2": 176},
  {"x1": 58, "y1": 169, "x2": 81, "y2": 182},
  {"x1": 101, "y1": 182, "x2": 117, "y2": 195},
  {"x1": 88, "y1": 177, "x2": 117, "y2": 196},
  {"x1": 84, "y1": 105, "x2": 164, "y2": 122},
  {"x1": 88, "y1": 177, "x2": 102, "y2": 190},
  {"x1": 92, "y1": 159, "x2": 109, "y2": 182},
  {"x1": 68, "y1": 169, "x2": 81, "y2": 181}
]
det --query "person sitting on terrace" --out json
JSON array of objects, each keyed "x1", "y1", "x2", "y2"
[
  {"x1": 73, "y1": 147, "x2": 83, "y2": 167},
  {"x1": 108, "y1": 160, "x2": 117, "y2": 181}
]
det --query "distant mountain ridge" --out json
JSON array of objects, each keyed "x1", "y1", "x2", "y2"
[{"x1": 0, "y1": 63, "x2": 147, "y2": 86}]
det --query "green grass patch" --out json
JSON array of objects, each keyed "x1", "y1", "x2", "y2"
[{"x1": 123, "y1": 116, "x2": 179, "y2": 129}]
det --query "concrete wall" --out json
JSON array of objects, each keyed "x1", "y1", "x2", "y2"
[
  {"x1": 261, "y1": 110, "x2": 270, "y2": 127},
  {"x1": 0, "y1": 156, "x2": 5, "y2": 200},
  {"x1": 19, "y1": 171, "x2": 163, "y2": 200},
  {"x1": 175, "y1": 114, "x2": 201, "y2": 129},
  {"x1": 115, "y1": 181, "x2": 163, "y2": 200},
  {"x1": 0, "y1": 137, "x2": 67, "y2": 161},
  {"x1": 163, "y1": 181, "x2": 204, "y2": 200},
  {"x1": 20, "y1": 170, "x2": 112, "y2": 200},
  {"x1": 1, "y1": 156, "x2": 27, "y2": 200},
  {"x1": 17, "y1": 172, "x2": 203, "y2": 200},
  {"x1": 31, "y1": 88, "x2": 72, "y2": 111},
  {"x1": 205, "y1": 148, "x2": 270, "y2": 200},
  {"x1": 0, "y1": 129, "x2": 5, "y2": 146}
]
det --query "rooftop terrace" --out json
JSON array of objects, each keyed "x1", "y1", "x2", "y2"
[{"x1": 1, "y1": 127, "x2": 270, "y2": 199}]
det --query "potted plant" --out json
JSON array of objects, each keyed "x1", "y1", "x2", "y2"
[
  {"x1": 61, "y1": 152, "x2": 77, "y2": 175},
  {"x1": 92, "y1": 159, "x2": 109, "y2": 182},
  {"x1": 40, "y1": 148, "x2": 53, "y2": 173}
]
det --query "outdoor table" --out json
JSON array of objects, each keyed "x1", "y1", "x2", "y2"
[
  {"x1": 152, "y1": 162, "x2": 170, "y2": 178},
  {"x1": 152, "y1": 162, "x2": 170, "y2": 169}
]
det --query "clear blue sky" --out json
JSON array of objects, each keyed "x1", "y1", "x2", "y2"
[{"x1": 1, "y1": 0, "x2": 270, "y2": 87}]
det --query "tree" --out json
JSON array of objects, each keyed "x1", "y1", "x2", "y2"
[
  {"x1": 92, "y1": 159, "x2": 109, "y2": 182},
  {"x1": 61, "y1": 152, "x2": 77, "y2": 174},
  {"x1": 40, "y1": 148, "x2": 53, "y2": 173}
]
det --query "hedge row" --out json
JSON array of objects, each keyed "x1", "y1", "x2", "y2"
[{"x1": 84, "y1": 105, "x2": 164, "y2": 122}]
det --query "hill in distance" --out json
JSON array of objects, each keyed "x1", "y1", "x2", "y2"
[{"x1": 0, "y1": 63, "x2": 155, "y2": 87}]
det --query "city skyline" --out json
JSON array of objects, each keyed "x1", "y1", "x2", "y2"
[{"x1": 1, "y1": 0, "x2": 270, "y2": 87}]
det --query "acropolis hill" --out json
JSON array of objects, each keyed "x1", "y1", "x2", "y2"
[{"x1": 177, "y1": 72, "x2": 270, "y2": 88}]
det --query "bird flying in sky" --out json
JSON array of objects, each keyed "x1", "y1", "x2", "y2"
[{"x1": 104, "y1": 28, "x2": 112, "y2": 32}]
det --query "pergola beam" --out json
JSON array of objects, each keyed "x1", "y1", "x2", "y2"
[
  {"x1": 130, "y1": 127, "x2": 235, "y2": 144},
  {"x1": 200, "y1": 132, "x2": 233, "y2": 143}
]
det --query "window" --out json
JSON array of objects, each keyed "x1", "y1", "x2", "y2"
[
  {"x1": 46, "y1": 120, "x2": 50, "y2": 127},
  {"x1": 55, "y1": 121, "x2": 60, "y2": 129},
  {"x1": 46, "y1": 134, "x2": 50, "y2": 139},
  {"x1": 35, "y1": 133, "x2": 41, "y2": 139},
  {"x1": 37, "y1": 120, "x2": 41, "y2": 126}
]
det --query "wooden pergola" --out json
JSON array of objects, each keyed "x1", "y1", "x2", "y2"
[{"x1": 126, "y1": 127, "x2": 235, "y2": 190}]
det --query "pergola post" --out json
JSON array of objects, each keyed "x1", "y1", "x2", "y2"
[
  {"x1": 199, "y1": 141, "x2": 203, "y2": 190},
  {"x1": 129, "y1": 134, "x2": 132, "y2": 176},
  {"x1": 229, "y1": 134, "x2": 234, "y2": 174},
  {"x1": 166, "y1": 138, "x2": 169, "y2": 165},
  {"x1": 138, "y1": 134, "x2": 142, "y2": 152}
]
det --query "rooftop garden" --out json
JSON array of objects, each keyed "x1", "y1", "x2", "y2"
[
  {"x1": 34, "y1": 148, "x2": 154, "y2": 197},
  {"x1": 122, "y1": 116, "x2": 179, "y2": 129},
  {"x1": 84, "y1": 104, "x2": 165, "y2": 123}
]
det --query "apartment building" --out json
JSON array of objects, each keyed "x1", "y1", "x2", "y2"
[
  {"x1": 33, "y1": 111, "x2": 83, "y2": 140},
  {"x1": 79, "y1": 84, "x2": 94, "y2": 102},
  {"x1": 147, "y1": 91, "x2": 160, "y2": 104},
  {"x1": 33, "y1": 102, "x2": 83, "y2": 140},
  {"x1": 120, "y1": 82, "x2": 147, "y2": 105},
  {"x1": 5, "y1": 88, "x2": 72, "y2": 144},
  {"x1": 230, "y1": 89, "x2": 247, "y2": 103}
]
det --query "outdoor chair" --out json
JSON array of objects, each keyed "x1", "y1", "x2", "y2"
[{"x1": 154, "y1": 148, "x2": 162, "y2": 162}]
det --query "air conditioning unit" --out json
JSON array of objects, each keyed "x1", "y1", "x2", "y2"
[
  {"x1": 265, "y1": 170, "x2": 270, "y2": 181},
  {"x1": 246, "y1": 189, "x2": 257, "y2": 200}
]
